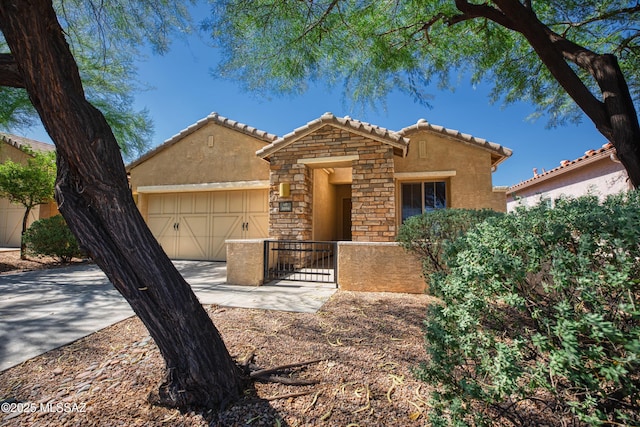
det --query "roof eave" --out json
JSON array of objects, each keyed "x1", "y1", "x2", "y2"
[
  {"x1": 507, "y1": 147, "x2": 617, "y2": 194},
  {"x1": 257, "y1": 113, "x2": 408, "y2": 159}
]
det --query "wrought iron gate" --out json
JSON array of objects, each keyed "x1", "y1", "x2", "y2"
[{"x1": 264, "y1": 240, "x2": 337, "y2": 284}]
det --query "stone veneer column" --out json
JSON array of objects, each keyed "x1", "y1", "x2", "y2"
[
  {"x1": 269, "y1": 158, "x2": 313, "y2": 240},
  {"x1": 351, "y1": 147, "x2": 396, "y2": 242}
]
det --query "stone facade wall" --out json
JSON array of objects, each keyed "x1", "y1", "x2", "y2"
[
  {"x1": 268, "y1": 160, "x2": 313, "y2": 240},
  {"x1": 268, "y1": 125, "x2": 396, "y2": 242}
]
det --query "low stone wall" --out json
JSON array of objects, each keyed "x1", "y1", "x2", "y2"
[
  {"x1": 226, "y1": 239, "x2": 265, "y2": 286},
  {"x1": 226, "y1": 239, "x2": 427, "y2": 293},
  {"x1": 337, "y1": 242, "x2": 426, "y2": 294}
]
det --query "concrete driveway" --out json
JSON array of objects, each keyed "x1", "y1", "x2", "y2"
[{"x1": 0, "y1": 261, "x2": 336, "y2": 371}]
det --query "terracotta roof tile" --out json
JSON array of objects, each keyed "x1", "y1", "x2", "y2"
[
  {"x1": 257, "y1": 112, "x2": 409, "y2": 158},
  {"x1": 0, "y1": 132, "x2": 55, "y2": 153},
  {"x1": 508, "y1": 142, "x2": 618, "y2": 193}
]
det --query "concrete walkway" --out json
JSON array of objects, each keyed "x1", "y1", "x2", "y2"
[{"x1": 0, "y1": 261, "x2": 336, "y2": 371}]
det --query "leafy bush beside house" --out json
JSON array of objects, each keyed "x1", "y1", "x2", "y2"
[
  {"x1": 22, "y1": 215, "x2": 84, "y2": 263},
  {"x1": 397, "y1": 208, "x2": 503, "y2": 278},
  {"x1": 408, "y1": 194, "x2": 640, "y2": 426}
]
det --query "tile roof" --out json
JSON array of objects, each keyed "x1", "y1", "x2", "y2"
[
  {"x1": 256, "y1": 112, "x2": 410, "y2": 158},
  {"x1": 126, "y1": 112, "x2": 278, "y2": 170},
  {"x1": 398, "y1": 119, "x2": 512, "y2": 166},
  {"x1": 0, "y1": 132, "x2": 55, "y2": 153},
  {"x1": 507, "y1": 142, "x2": 618, "y2": 193}
]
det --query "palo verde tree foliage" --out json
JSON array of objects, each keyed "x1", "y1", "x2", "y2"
[
  {"x1": 209, "y1": 0, "x2": 640, "y2": 187},
  {"x1": 0, "y1": 148, "x2": 55, "y2": 259},
  {"x1": 0, "y1": 0, "x2": 192, "y2": 159},
  {"x1": 404, "y1": 195, "x2": 640, "y2": 426},
  {"x1": 0, "y1": 0, "x2": 244, "y2": 410}
]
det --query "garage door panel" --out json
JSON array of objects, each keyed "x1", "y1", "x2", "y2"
[
  {"x1": 148, "y1": 194, "x2": 176, "y2": 215},
  {"x1": 210, "y1": 214, "x2": 243, "y2": 261},
  {"x1": 211, "y1": 192, "x2": 228, "y2": 213},
  {"x1": 247, "y1": 213, "x2": 268, "y2": 239},
  {"x1": 245, "y1": 189, "x2": 268, "y2": 213},
  {"x1": 144, "y1": 189, "x2": 269, "y2": 261},
  {"x1": 176, "y1": 193, "x2": 210, "y2": 215},
  {"x1": 177, "y1": 215, "x2": 209, "y2": 260},
  {"x1": 228, "y1": 192, "x2": 244, "y2": 213},
  {"x1": 147, "y1": 214, "x2": 177, "y2": 258},
  {"x1": 211, "y1": 215, "x2": 243, "y2": 238}
]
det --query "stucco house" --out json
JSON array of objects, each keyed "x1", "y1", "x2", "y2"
[
  {"x1": 0, "y1": 133, "x2": 57, "y2": 247},
  {"x1": 128, "y1": 112, "x2": 512, "y2": 292},
  {"x1": 507, "y1": 143, "x2": 630, "y2": 211}
]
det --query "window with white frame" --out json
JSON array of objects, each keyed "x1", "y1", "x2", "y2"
[{"x1": 401, "y1": 181, "x2": 447, "y2": 222}]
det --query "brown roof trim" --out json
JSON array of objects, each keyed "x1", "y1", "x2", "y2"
[
  {"x1": 507, "y1": 143, "x2": 620, "y2": 194},
  {"x1": 256, "y1": 112, "x2": 409, "y2": 159},
  {"x1": 126, "y1": 112, "x2": 278, "y2": 171},
  {"x1": 398, "y1": 119, "x2": 512, "y2": 167},
  {"x1": 0, "y1": 132, "x2": 55, "y2": 154}
]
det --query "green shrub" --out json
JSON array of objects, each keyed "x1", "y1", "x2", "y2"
[
  {"x1": 417, "y1": 194, "x2": 640, "y2": 426},
  {"x1": 397, "y1": 208, "x2": 503, "y2": 280},
  {"x1": 23, "y1": 215, "x2": 84, "y2": 263}
]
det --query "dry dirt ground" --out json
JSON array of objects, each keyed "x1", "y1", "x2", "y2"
[{"x1": 0, "y1": 251, "x2": 439, "y2": 426}]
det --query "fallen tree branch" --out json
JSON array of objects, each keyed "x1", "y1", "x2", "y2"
[
  {"x1": 249, "y1": 358, "x2": 327, "y2": 378},
  {"x1": 265, "y1": 389, "x2": 318, "y2": 401},
  {"x1": 257, "y1": 375, "x2": 318, "y2": 386}
]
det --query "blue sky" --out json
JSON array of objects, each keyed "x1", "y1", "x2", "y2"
[{"x1": 23, "y1": 24, "x2": 608, "y2": 188}]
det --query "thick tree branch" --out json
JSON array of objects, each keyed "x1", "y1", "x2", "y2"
[
  {"x1": 0, "y1": 53, "x2": 25, "y2": 88},
  {"x1": 449, "y1": 0, "x2": 519, "y2": 32},
  {"x1": 554, "y1": 5, "x2": 640, "y2": 31},
  {"x1": 472, "y1": 0, "x2": 611, "y2": 137}
]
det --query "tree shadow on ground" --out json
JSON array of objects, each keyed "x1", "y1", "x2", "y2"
[{"x1": 208, "y1": 385, "x2": 291, "y2": 427}]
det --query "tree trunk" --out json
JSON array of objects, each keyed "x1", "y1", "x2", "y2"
[
  {"x1": 0, "y1": 0, "x2": 244, "y2": 410},
  {"x1": 488, "y1": 0, "x2": 640, "y2": 188},
  {"x1": 20, "y1": 205, "x2": 31, "y2": 260},
  {"x1": 591, "y1": 54, "x2": 640, "y2": 187}
]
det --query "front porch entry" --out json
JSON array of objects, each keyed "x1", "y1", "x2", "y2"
[
  {"x1": 264, "y1": 240, "x2": 337, "y2": 285},
  {"x1": 311, "y1": 166, "x2": 353, "y2": 241}
]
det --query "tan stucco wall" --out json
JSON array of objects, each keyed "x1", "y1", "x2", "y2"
[
  {"x1": 0, "y1": 143, "x2": 32, "y2": 164},
  {"x1": 491, "y1": 188, "x2": 508, "y2": 212},
  {"x1": 224, "y1": 240, "x2": 427, "y2": 293},
  {"x1": 226, "y1": 239, "x2": 265, "y2": 286},
  {"x1": 337, "y1": 242, "x2": 426, "y2": 293},
  {"x1": 129, "y1": 121, "x2": 271, "y2": 192},
  {"x1": 396, "y1": 131, "x2": 503, "y2": 212},
  {"x1": 312, "y1": 169, "x2": 338, "y2": 240}
]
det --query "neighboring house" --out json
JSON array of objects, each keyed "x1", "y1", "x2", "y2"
[
  {"x1": 128, "y1": 112, "x2": 512, "y2": 261},
  {"x1": 0, "y1": 133, "x2": 57, "y2": 247},
  {"x1": 507, "y1": 143, "x2": 631, "y2": 212}
]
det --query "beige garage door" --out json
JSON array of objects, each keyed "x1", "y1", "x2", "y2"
[
  {"x1": 0, "y1": 198, "x2": 39, "y2": 247},
  {"x1": 146, "y1": 190, "x2": 268, "y2": 261}
]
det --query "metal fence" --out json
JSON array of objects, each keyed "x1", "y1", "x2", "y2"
[{"x1": 264, "y1": 240, "x2": 337, "y2": 284}]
